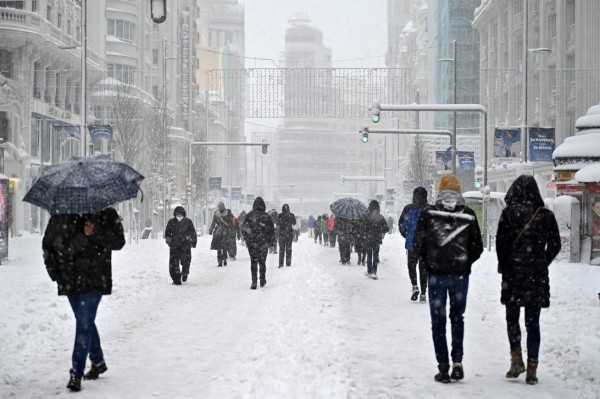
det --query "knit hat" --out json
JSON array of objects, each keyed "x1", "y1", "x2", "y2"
[{"x1": 438, "y1": 174, "x2": 461, "y2": 193}]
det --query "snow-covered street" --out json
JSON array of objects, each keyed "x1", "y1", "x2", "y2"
[{"x1": 1, "y1": 233, "x2": 599, "y2": 398}]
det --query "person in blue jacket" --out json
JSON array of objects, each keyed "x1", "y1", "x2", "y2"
[{"x1": 399, "y1": 187, "x2": 433, "y2": 302}]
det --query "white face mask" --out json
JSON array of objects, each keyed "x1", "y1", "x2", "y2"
[{"x1": 176, "y1": 215, "x2": 183, "y2": 221}]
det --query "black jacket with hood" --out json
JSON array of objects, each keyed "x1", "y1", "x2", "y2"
[
  {"x1": 363, "y1": 200, "x2": 390, "y2": 245},
  {"x1": 496, "y1": 175, "x2": 561, "y2": 308},
  {"x1": 414, "y1": 190, "x2": 483, "y2": 275},
  {"x1": 242, "y1": 197, "x2": 276, "y2": 254},
  {"x1": 165, "y1": 206, "x2": 197, "y2": 249},
  {"x1": 399, "y1": 187, "x2": 434, "y2": 251},
  {"x1": 277, "y1": 204, "x2": 296, "y2": 242}
]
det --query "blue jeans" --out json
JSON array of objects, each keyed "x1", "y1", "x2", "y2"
[
  {"x1": 428, "y1": 275, "x2": 469, "y2": 369},
  {"x1": 67, "y1": 295, "x2": 104, "y2": 378},
  {"x1": 505, "y1": 304, "x2": 541, "y2": 361},
  {"x1": 366, "y1": 244, "x2": 380, "y2": 274}
]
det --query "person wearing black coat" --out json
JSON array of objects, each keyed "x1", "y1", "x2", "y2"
[
  {"x1": 363, "y1": 200, "x2": 390, "y2": 279},
  {"x1": 334, "y1": 216, "x2": 354, "y2": 264},
  {"x1": 314, "y1": 215, "x2": 323, "y2": 244},
  {"x1": 42, "y1": 207, "x2": 125, "y2": 391},
  {"x1": 496, "y1": 175, "x2": 561, "y2": 385},
  {"x1": 242, "y1": 197, "x2": 276, "y2": 289},
  {"x1": 226, "y1": 209, "x2": 238, "y2": 260},
  {"x1": 352, "y1": 218, "x2": 367, "y2": 266},
  {"x1": 165, "y1": 206, "x2": 197, "y2": 284},
  {"x1": 277, "y1": 204, "x2": 296, "y2": 267},
  {"x1": 413, "y1": 174, "x2": 483, "y2": 383},
  {"x1": 209, "y1": 202, "x2": 233, "y2": 267},
  {"x1": 399, "y1": 187, "x2": 434, "y2": 302}
]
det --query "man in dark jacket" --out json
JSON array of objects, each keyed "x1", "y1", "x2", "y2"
[
  {"x1": 496, "y1": 175, "x2": 561, "y2": 385},
  {"x1": 165, "y1": 206, "x2": 197, "y2": 284},
  {"x1": 363, "y1": 200, "x2": 390, "y2": 279},
  {"x1": 242, "y1": 197, "x2": 276, "y2": 289},
  {"x1": 399, "y1": 187, "x2": 434, "y2": 302},
  {"x1": 334, "y1": 216, "x2": 353, "y2": 264},
  {"x1": 42, "y1": 207, "x2": 125, "y2": 391},
  {"x1": 277, "y1": 204, "x2": 296, "y2": 267},
  {"x1": 414, "y1": 174, "x2": 483, "y2": 383},
  {"x1": 209, "y1": 202, "x2": 233, "y2": 267}
]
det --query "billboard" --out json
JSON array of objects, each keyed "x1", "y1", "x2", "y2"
[
  {"x1": 529, "y1": 127, "x2": 555, "y2": 162},
  {"x1": 231, "y1": 187, "x2": 242, "y2": 201},
  {"x1": 87, "y1": 125, "x2": 113, "y2": 143},
  {"x1": 436, "y1": 151, "x2": 475, "y2": 173},
  {"x1": 209, "y1": 177, "x2": 222, "y2": 190},
  {"x1": 493, "y1": 127, "x2": 521, "y2": 162}
]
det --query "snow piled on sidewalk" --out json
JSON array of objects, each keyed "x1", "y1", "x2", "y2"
[{"x1": 0, "y1": 232, "x2": 598, "y2": 398}]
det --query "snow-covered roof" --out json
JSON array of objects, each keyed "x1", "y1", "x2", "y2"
[
  {"x1": 555, "y1": 195, "x2": 580, "y2": 204},
  {"x1": 575, "y1": 114, "x2": 600, "y2": 129},
  {"x1": 574, "y1": 163, "x2": 600, "y2": 183},
  {"x1": 553, "y1": 162, "x2": 591, "y2": 171},
  {"x1": 552, "y1": 132, "x2": 600, "y2": 158}
]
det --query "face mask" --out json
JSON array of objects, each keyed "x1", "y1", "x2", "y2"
[{"x1": 176, "y1": 215, "x2": 183, "y2": 221}]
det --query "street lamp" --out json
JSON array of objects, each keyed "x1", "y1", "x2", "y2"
[{"x1": 438, "y1": 39, "x2": 458, "y2": 173}]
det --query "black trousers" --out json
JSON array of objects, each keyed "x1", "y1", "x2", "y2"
[
  {"x1": 279, "y1": 238, "x2": 293, "y2": 266},
  {"x1": 506, "y1": 304, "x2": 542, "y2": 361},
  {"x1": 170, "y1": 247, "x2": 191, "y2": 283},
  {"x1": 314, "y1": 231, "x2": 322, "y2": 244},
  {"x1": 217, "y1": 248, "x2": 227, "y2": 265},
  {"x1": 338, "y1": 237, "x2": 351, "y2": 262},
  {"x1": 407, "y1": 250, "x2": 428, "y2": 293},
  {"x1": 250, "y1": 247, "x2": 268, "y2": 284}
]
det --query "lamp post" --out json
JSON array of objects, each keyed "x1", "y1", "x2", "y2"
[
  {"x1": 80, "y1": 0, "x2": 87, "y2": 157},
  {"x1": 438, "y1": 40, "x2": 458, "y2": 173}
]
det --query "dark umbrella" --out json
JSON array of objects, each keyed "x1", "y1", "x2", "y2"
[
  {"x1": 24, "y1": 155, "x2": 144, "y2": 214},
  {"x1": 329, "y1": 198, "x2": 368, "y2": 220}
]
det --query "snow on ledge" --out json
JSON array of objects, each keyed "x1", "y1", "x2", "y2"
[
  {"x1": 574, "y1": 163, "x2": 600, "y2": 183},
  {"x1": 554, "y1": 195, "x2": 580, "y2": 204},
  {"x1": 553, "y1": 132, "x2": 600, "y2": 158}
]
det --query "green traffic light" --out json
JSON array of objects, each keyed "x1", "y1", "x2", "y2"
[
  {"x1": 372, "y1": 114, "x2": 380, "y2": 123},
  {"x1": 474, "y1": 182, "x2": 482, "y2": 189},
  {"x1": 361, "y1": 133, "x2": 369, "y2": 143}
]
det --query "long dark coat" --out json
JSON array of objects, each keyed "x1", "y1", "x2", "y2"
[
  {"x1": 496, "y1": 175, "x2": 561, "y2": 308},
  {"x1": 363, "y1": 201, "x2": 389, "y2": 245},
  {"x1": 42, "y1": 207, "x2": 125, "y2": 296},
  {"x1": 277, "y1": 204, "x2": 296, "y2": 243},
  {"x1": 414, "y1": 191, "x2": 483, "y2": 276},
  {"x1": 209, "y1": 210, "x2": 233, "y2": 250},
  {"x1": 165, "y1": 206, "x2": 197, "y2": 249},
  {"x1": 242, "y1": 197, "x2": 276, "y2": 256}
]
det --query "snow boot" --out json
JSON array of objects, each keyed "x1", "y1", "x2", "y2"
[
  {"x1": 181, "y1": 274, "x2": 188, "y2": 283},
  {"x1": 67, "y1": 372, "x2": 81, "y2": 391},
  {"x1": 250, "y1": 282, "x2": 257, "y2": 290},
  {"x1": 371, "y1": 273, "x2": 378, "y2": 280},
  {"x1": 84, "y1": 362, "x2": 107, "y2": 380},
  {"x1": 450, "y1": 362, "x2": 464, "y2": 380},
  {"x1": 506, "y1": 347, "x2": 526, "y2": 379},
  {"x1": 223, "y1": 259, "x2": 227, "y2": 266},
  {"x1": 434, "y1": 365, "x2": 451, "y2": 383},
  {"x1": 260, "y1": 279, "x2": 267, "y2": 288},
  {"x1": 420, "y1": 293, "x2": 427, "y2": 303},
  {"x1": 526, "y1": 359, "x2": 538, "y2": 385},
  {"x1": 411, "y1": 285, "x2": 420, "y2": 301}
]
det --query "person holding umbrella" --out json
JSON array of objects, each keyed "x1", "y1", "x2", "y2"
[
  {"x1": 25, "y1": 155, "x2": 142, "y2": 392},
  {"x1": 165, "y1": 206, "x2": 197, "y2": 285}
]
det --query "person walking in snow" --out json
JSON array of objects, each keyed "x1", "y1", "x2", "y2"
[
  {"x1": 209, "y1": 202, "x2": 233, "y2": 267},
  {"x1": 308, "y1": 214, "x2": 315, "y2": 238},
  {"x1": 292, "y1": 216, "x2": 301, "y2": 242},
  {"x1": 226, "y1": 209, "x2": 237, "y2": 260},
  {"x1": 165, "y1": 206, "x2": 197, "y2": 284},
  {"x1": 413, "y1": 174, "x2": 483, "y2": 383},
  {"x1": 42, "y1": 207, "x2": 125, "y2": 391},
  {"x1": 238, "y1": 211, "x2": 247, "y2": 246},
  {"x1": 277, "y1": 204, "x2": 297, "y2": 267},
  {"x1": 321, "y1": 214, "x2": 330, "y2": 246},
  {"x1": 334, "y1": 216, "x2": 353, "y2": 264},
  {"x1": 496, "y1": 175, "x2": 561, "y2": 385},
  {"x1": 328, "y1": 214, "x2": 337, "y2": 247},
  {"x1": 242, "y1": 197, "x2": 276, "y2": 289},
  {"x1": 352, "y1": 218, "x2": 367, "y2": 266},
  {"x1": 314, "y1": 215, "x2": 323, "y2": 244},
  {"x1": 399, "y1": 187, "x2": 434, "y2": 302},
  {"x1": 363, "y1": 200, "x2": 390, "y2": 279},
  {"x1": 270, "y1": 209, "x2": 279, "y2": 254}
]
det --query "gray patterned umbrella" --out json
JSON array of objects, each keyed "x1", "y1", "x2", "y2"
[
  {"x1": 329, "y1": 198, "x2": 368, "y2": 219},
  {"x1": 23, "y1": 155, "x2": 144, "y2": 214}
]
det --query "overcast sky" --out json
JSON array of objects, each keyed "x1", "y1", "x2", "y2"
[{"x1": 243, "y1": 0, "x2": 388, "y2": 68}]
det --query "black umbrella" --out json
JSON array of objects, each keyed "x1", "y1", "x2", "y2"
[
  {"x1": 330, "y1": 198, "x2": 368, "y2": 219},
  {"x1": 24, "y1": 155, "x2": 144, "y2": 214}
]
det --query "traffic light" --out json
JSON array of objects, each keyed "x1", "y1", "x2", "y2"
[
  {"x1": 186, "y1": 182, "x2": 192, "y2": 196},
  {"x1": 361, "y1": 132, "x2": 369, "y2": 143},
  {"x1": 150, "y1": 0, "x2": 166, "y2": 24},
  {"x1": 261, "y1": 139, "x2": 268, "y2": 154},
  {"x1": 474, "y1": 166, "x2": 484, "y2": 190},
  {"x1": 371, "y1": 100, "x2": 381, "y2": 123}
]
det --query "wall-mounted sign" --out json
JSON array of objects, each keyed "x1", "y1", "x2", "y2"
[{"x1": 529, "y1": 127, "x2": 555, "y2": 162}]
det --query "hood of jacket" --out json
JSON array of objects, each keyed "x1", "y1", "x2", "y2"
[
  {"x1": 505, "y1": 175, "x2": 545, "y2": 207},
  {"x1": 435, "y1": 190, "x2": 466, "y2": 212},
  {"x1": 368, "y1": 200, "x2": 380, "y2": 212},
  {"x1": 173, "y1": 206, "x2": 186, "y2": 217},
  {"x1": 253, "y1": 197, "x2": 266, "y2": 212},
  {"x1": 412, "y1": 187, "x2": 428, "y2": 206},
  {"x1": 282, "y1": 204, "x2": 290, "y2": 213}
]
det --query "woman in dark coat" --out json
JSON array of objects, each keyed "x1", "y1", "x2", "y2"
[
  {"x1": 496, "y1": 175, "x2": 561, "y2": 385},
  {"x1": 42, "y1": 207, "x2": 125, "y2": 391},
  {"x1": 314, "y1": 215, "x2": 323, "y2": 244},
  {"x1": 242, "y1": 197, "x2": 276, "y2": 289},
  {"x1": 277, "y1": 204, "x2": 296, "y2": 267},
  {"x1": 209, "y1": 202, "x2": 233, "y2": 266}
]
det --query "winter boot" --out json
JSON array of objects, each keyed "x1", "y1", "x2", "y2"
[
  {"x1": 434, "y1": 365, "x2": 451, "y2": 383},
  {"x1": 411, "y1": 285, "x2": 420, "y2": 301},
  {"x1": 419, "y1": 293, "x2": 427, "y2": 303},
  {"x1": 506, "y1": 347, "x2": 526, "y2": 379},
  {"x1": 250, "y1": 282, "x2": 257, "y2": 290},
  {"x1": 84, "y1": 362, "x2": 108, "y2": 380},
  {"x1": 67, "y1": 372, "x2": 81, "y2": 391},
  {"x1": 181, "y1": 274, "x2": 188, "y2": 283},
  {"x1": 450, "y1": 362, "x2": 464, "y2": 380},
  {"x1": 526, "y1": 359, "x2": 538, "y2": 385},
  {"x1": 223, "y1": 259, "x2": 227, "y2": 266},
  {"x1": 260, "y1": 279, "x2": 267, "y2": 288}
]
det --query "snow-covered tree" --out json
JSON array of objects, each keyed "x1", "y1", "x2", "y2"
[
  {"x1": 405, "y1": 135, "x2": 435, "y2": 193},
  {"x1": 109, "y1": 82, "x2": 143, "y2": 169}
]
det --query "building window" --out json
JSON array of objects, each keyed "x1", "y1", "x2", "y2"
[
  {"x1": 0, "y1": 112, "x2": 9, "y2": 144},
  {"x1": 0, "y1": 50, "x2": 13, "y2": 79},
  {"x1": 107, "y1": 63, "x2": 136, "y2": 84},
  {"x1": 153, "y1": 49, "x2": 158, "y2": 64},
  {"x1": 67, "y1": 20, "x2": 71, "y2": 35},
  {"x1": 0, "y1": 1, "x2": 24, "y2": 9},
  {"x1": 57, "y1": 12, "x2": 62, "y2": 29},
  {"x1": 31, "y1": 0, "x2": 37, "y2": 12},
  {"x1": 46, "y1": 5, "x2": 52, "y2": 22},
  {"x1": 107, "y1": 19, "x2": 135, "y2": 42}
]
